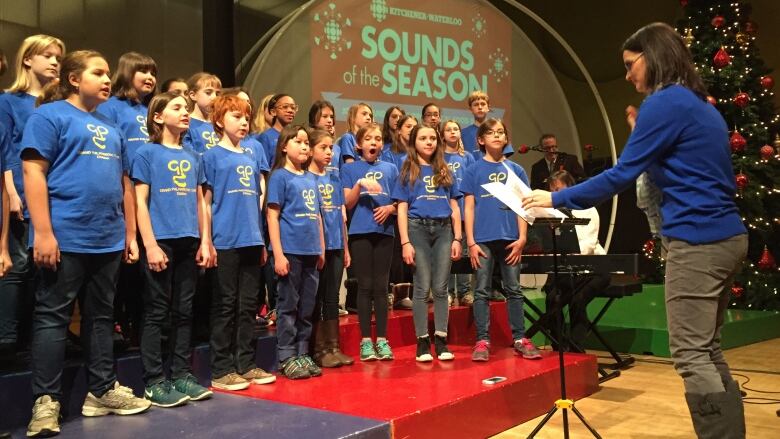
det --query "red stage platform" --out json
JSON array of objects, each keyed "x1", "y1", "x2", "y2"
[{"x1": 226, "y1": 303, "x2": 600, "y2": 439}]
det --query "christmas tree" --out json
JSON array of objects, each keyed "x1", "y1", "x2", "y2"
[{"x1": 674, "y1": 0, "x2": 780, "y2": 310}]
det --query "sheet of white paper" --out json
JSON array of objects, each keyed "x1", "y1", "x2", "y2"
[{"x1": 478, "y1": 162, "x2": 568, "y2": 224}]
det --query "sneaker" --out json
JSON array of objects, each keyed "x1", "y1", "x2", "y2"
[
  {"x1": 461, "y1": 293, "x2": 474, "y2": 306},
  {"x1": 211, "y1": 372, "x2": 251, "y2": 391},
  {"x1": 434, "y1": 335, "x2": 454, "y2": 361},
  {"x1": 415, "y1": 336, "x2": 433, "y2": 362},
  {"x1": 360, "y1": 340, "x2": 378, "y2": 361},
  {"x1": 447, "y1": 295, "x2": 453, "y2": 307},
  {"x1": 515, "y1": 338, "x2": 542, "y2": 360},
  {"x1": 299, "y1": 355, "x2": 322, "y2": 377},
  {"x1": 82, "y1": 382, "x2": 152, "y2": 417},
  {"x1": 27, "y1": 395, "x2": 60, "y2": 437},
  {"x1": 338, "y1": 306, "x2": 349, "y2": 316},
  {"x1": 375, "y1": 339, "x2": 394, "y2": 360},
  {"x1": 472, "y1": 340, "x2": 490, "y2": 362},
  {"x1": 241, "y1": 367, "x2": 277, "y2": 385},
  {"x1": 173, "y1": 374, "x2": 213, "y2": 401},
  {"x1": 394, "y1": 297, "x2": 413, "y2": 309},
  {"x1": 144, "y1": 380, "x2": 189, "y2": 408},
  {"x1": 280, "y1": 356, "x2": 310, "y2": 380},
  {"x1": 489, "y1": 290, "x2": 507, "y2": 302}
]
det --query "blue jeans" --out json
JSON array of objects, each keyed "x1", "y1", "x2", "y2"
[
  {"x1": 408, "y1": 218, "x2": 452, "y2": 337},
  {"x1": 276, "y1": 254, "x2": 319, "y2": 363},
  {"x1": 31, "y1": 252, "x2": 122, "y2": 400},
  {"x1": 473, "y1": 240, "x2": 526, "y2": 342},
  {"x1": 0, "y1": 218, "x2": 35, "y2": 345}
]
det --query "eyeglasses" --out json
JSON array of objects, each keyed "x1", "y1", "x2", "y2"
[
  {"x1": 485, "y1": 129, "x2": 506, "y2": 137},
  {"x1": 624, "y1": 53, "x2": 644, "y2": 71},
  {"x1": 424, "y1": 112, "x2": 440, "y2": 118},
  {"x1": 275, "y1": 103, "x2": 299, "y2": 112}
]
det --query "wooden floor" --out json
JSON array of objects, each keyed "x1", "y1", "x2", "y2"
[{"x1": 492, "y1": 338, "x2": 780, "y2": 438}]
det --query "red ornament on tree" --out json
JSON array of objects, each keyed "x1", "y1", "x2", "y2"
[
  {"x1": 735, "y1": 173, "x2": 749, "y2": 190},
  {"x1": 706, "y1": 95, "x2": 718, "y2": 105},
  {"x1": 584, "y1": 144, "x2": 594, "y2": 152},
  {"x1": 757, "y1": 246, "x2": 776, "y2": 270},
  {"x1": 517, "y1": 144, "x2": 529, "y2": 154},
  {"x1": 643, "y1": 239, "x2": 655, "y2": 254},
  {"x1": 731, "y1": 284, "x2": 744, "y2": 298},
  {"x1": 760, "y1": 75, "x2": 774, "y2": 90},
  {"x1": 730, "y1": 131, "x2": 747, "y2": 153},
  {"x1": 711, "y1": 15, "x2": 725, "y2": 28},
  {"x1": 744, "y1": 20, "x2": 758, "y2": 35},
  {"x1": 713, "y1": 47, "x2": 731, "y2": 68},
  {"x1": 760, "y1": 144, "x2": 774, "y2": 159},
  {"x1": 733, "y1": 92, "x2": 750, "y2": 108}
]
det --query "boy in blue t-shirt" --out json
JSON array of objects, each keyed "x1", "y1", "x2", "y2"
[{"x1": 461, "y1": 91, "x2": 514, "y2": 159}]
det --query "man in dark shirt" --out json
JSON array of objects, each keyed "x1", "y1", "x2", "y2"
[{"x1": 530, "y1": 133, "x2": 586, "y2": 189}]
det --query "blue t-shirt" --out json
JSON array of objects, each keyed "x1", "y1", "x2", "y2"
[
  {"x1": 325, "y1": 141, "x2": 343, "y2": 176},
  {"x1": 0, "y1": 92, "x2": 36, "y2": 216},
  {"x1": 313, "y1": 171, "x2": 344, "y2": 250},
  {"x1": 267, "y1": 169, "x2": 322, "y2": 255},
  {"x1": 461, "y1": 123, "x2": 514, "y2": 157},
  {"x1": 183, "y1": 118, "x2": 218, "y2": 154},
  {"x1": 460, "y1": 159, "x2": 529, "y2": 243},
  {"x1": 255, "y1": 127, "x2": 280, "y2": 169},
  {"x1": 202, "y1": 145, "x2": 264, "y2": 249},
  {"x1": 97, "y1": 96, "x2": 148, "y2": 163},
  {"x1": 0, "y1": 124, "x2": 6, "y2": 221},
  {"x1": 340, "y1": 160, "x2": 397, "y2": 236},
  {"x1": 380, "y1": 147, "x2": 407, "y2": 171},
  {"x1": 21, "y1": 100, "x2": 128, "y2": 253},
  {"x1": 337, "y1": 132, "x2": 357, "y2": 163},
  {"x1": 392, "y1": 165, "x2": 459, "y2": 219},
  {"x1": 241, "y1": 136, "x2": 271, "y2": 173},
  {"x1": 552, "y1": 85, "x2": 746, "y2": 244},
  {"x1": 445, "y1": 151, "x2": 475, "y2": 218},
  {"x1": 131, "y1": 143, "x2": 205, "y2": 240}
]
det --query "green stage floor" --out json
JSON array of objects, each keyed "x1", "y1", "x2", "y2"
[{"x1": 525, "y1": 284, "x2": 780, "y2": 357}]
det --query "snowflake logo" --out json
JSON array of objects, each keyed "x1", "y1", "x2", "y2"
[
  {"x1": 313, "y1": 2, "x2": 352, "y2": 60},
  {"x1": 472, "y1": 13, "x2": 487, "y2": 39},
  {"x1": 489, "y1": 48, "x2": 510, "y2": 83},
  {"x1": 370, "y1": 0, "x2": 389, "y2": 22}
]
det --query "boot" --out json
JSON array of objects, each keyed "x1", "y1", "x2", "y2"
[
  {"x1": 313, "y1": 321, "x2": 341, "y2": 368},
  {"x1": 684, "y1": 383, "x2": 746, "y2": 439},
  {"x1": 325, "y1": 319, "x2": 353, "y2": 366}
]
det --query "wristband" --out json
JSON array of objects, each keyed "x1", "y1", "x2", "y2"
[{"x1": 401, "y1": 242, "x2": 412, "y2": 247}]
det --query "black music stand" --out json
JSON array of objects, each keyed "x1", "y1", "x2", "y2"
[{"x1": 526, "y1": 217, "x2": 601, "y2": 439}]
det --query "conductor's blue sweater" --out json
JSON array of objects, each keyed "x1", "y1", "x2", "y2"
[{"x1": 552, "y1": 85, "x2": 745, "y2": 244}]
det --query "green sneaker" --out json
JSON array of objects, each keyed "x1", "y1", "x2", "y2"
[
  {"x1": 173, "y1": 374, "x2": 213, "y2": 401},
  {"x1": 299, "y1": 355, "x2": 322, "y2": 377},
  {"x1": 144, "y1": 380, "x2": 190, "y2": 408},
  {"x1": 360, "y1": 340, "x2": 378, "y2": 361},
  {"x1": 27, "y1": 395, "x2": 60, "y2": 437},
  {"x1": 375, "y1": 339, "x2": 394, "y2": 360},
  {"x1": 280, "y1": 356, "x2": 310, "y2": 380}
]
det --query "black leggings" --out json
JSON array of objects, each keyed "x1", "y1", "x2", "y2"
[
  {"x1": 314, "y1": 249, "x2": 344, "y2": 321},
  {"x1": 349, "y1": 233, "x2": 393, "y2": 338}
]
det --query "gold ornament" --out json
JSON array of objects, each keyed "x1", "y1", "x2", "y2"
[
  {"x1": 774, "y1": 133, "x2": 780, "y2": 155},
  {"x1": 684, "y1": 28, "x2": 695, "y2": 47},
  {"x1": 736, "y1": 32, "x2": 748, "y2": 45}
]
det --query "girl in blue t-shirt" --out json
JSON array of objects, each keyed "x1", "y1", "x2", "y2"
[
  {"x1": 461, "y1": 118, "x2": 541, "y2": 362},
  {"x1": 341, "y1": 123, "x2": 398, "y2": 361},
  {"x1": 203, "y1": 95, "x2": 275, "y2": 391},
  {"x1": 307, "y1": 100, "x2": 343, "y2": 175},
  {"x1": 255, "y1": 93, "x2": 298, "y2": 167},
  {"x1": 394, "y1": 125, "x2": 462, "y2": 362},
  {"x1": 381, "y1": 114, "x2": 416, "y2": 170},
  {"x1": 182, "y1": 72, "x2": 221, "y2": 153},
  {"x1": 337, "y1": 102, "x2": 373, "y2": 165},
  {"x1": 307, "y1": 128, "x2": 353, "y2": 368},
  {"x1": 381, "y1": 106, "x2": 404, "y2": 153},
  {"x1": 22, "y1": 50, "x2": 150, "y2": 436},
  {"x1": 0, "y1": 35, "x2": 64, "y2": 353},
  {"x1": 267, "y1": 124, "x2": 326, "y2": 379},
  {"x1": 132, "y1": 92, "x2": 215, "y2": 407},
  {"x1": 441, "y1": 120, "x2": 475, "y2": 306},
  {"x1": 98, "y1": 51, "x2": 157, "y2": 160}
]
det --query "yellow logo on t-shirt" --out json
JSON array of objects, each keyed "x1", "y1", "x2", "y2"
[
  {"x1": 318, "y1": 183, "x2": 334, "y2": 207},
  {"x1": 423, "y1": 175, "x2": 436, "y2": 193},
  {"x1": 488, "y1": 172, "x2": 507, "y2": 183},
  {"x1": 302, "y1": 188, "x2": 317, "y2": 211},
  {"x1": 236, "y1": 165, "x2": 254, "y2": 187},
  {"x1": 202, "y1": 131, "x2": 218, "y2": 149},
  {"x1": 447, "y1": 162, "x2": 461, "y2": 173},
  {"x1": 86, "y1": 124, "x2": 109, "y2": 149},
  {"x1": 364, "y1": 170, "x2": 383, "y2": 181},
  {"x1": 168, "y1": 159, "x2": 192, "y2": 188},
  {"x1": 137, "y1": 115, "x2": 149, "y2": 137}
]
